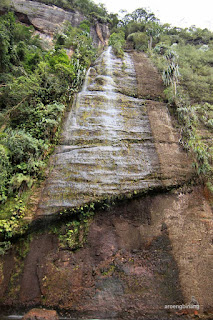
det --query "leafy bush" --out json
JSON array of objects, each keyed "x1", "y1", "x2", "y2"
[
  {"x1": 0, "y1": 145, "x2": 11, "y2": 202},
  {"x1": 162, "y1": 49, "x2": 180, "y2": 97},
  {"x1": 127, "y1": 32, "x2": 148, "y2": 51},
  {"x1": 3, "y1": 129, "x2": 42, "y2": 164},
  {"x1": 0, "y1": 197, "x2": 27, "y2": 240},
  {"x1": 109, "y1": 31, "x2": 125, "y2": 58}
]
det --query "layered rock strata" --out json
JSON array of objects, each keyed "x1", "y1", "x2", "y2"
[{"x1": 1, "y1": 0, "x2": 110, "y2": 46}]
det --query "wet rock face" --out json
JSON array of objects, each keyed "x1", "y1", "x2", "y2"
[
  {"x1": 5, "y1": 0, "x2": 109, "y2": 45},
  {"x1": 38, "y1": 48, "x2": 162, "y2": 215}
]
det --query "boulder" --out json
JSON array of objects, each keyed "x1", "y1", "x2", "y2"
[{"x1": 22, "y1": 308, "x2": 59, "y2": 320}]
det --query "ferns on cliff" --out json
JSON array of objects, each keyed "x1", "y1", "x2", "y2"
[{"x1": 0, "y1": 12, "x2": 96, "y2": 206}]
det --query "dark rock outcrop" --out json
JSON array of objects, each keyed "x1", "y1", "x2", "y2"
[
  {"x1": 0, "y1": 187, "x2": 212, "y2": 319},
  {"x1": 1, "y1": 0, "x2": 110, "y2": 46}
]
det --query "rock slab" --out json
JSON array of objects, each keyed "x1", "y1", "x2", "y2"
[
  {"x1": 2, "y1": 0, "x2": 110, "y2": 46},
  {"x1": 22, "y1": 308, "x2": 58, "y2": 320},
  {"x1": 38, "y1": 47, "x2": 162, "y2": 215}
]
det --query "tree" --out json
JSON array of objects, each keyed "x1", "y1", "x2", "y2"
[
  {"x1": 131, "y1": 8, "x2": 157, "y2": 23},
  {"x1": 146, "y1": 21, "x2": 162, "y2": 50}
]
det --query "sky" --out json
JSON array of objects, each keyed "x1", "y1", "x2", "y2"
[{"x1": 93, "y1": 0, "x2": 213, "y2": 31}]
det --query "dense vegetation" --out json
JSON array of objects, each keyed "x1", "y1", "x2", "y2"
[{"x1": 0, "y1": 12, "x2": 97, "y2": 242}]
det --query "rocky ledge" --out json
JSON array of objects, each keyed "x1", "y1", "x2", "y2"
[
  {"x1": 22, "y1": 308, "x2": 59, "y2": 320},
  {"x1": 1, "y1": 0, "x2": 110, "y2": 46}
]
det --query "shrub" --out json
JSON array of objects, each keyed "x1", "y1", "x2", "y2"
[
  {"x1": 109, "y1": 31, "x2": 125, "y2": 58},
  {"x1": 127, "y1": 32, "x2": 148, "y2": 51},
  {"x1": 0, "y1": 144, "x2": 11, "y2": 202},
  {"x1": 3, "y1": 129, "x2": 42, "y2": 164}
]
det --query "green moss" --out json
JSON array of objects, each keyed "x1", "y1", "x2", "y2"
[
  {"x1": 101, "y1": 264, "x2": 115, "y2": 276},
  {"x1": 0, "y1": 188, "x2": 33, "y2": 220},
  {"x1": 51, "y1": 203, "x2": 95, "y2": 250},
  {"x1": 7, "y1": 235, "x2": 32, "y2": 299},
  {"x1": 0, "y1": 195, "x2": 30, "y2": 244}
]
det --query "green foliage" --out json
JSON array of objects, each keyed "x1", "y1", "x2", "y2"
[
  {"x1": 0, "y1": 241, "x2": 11, "y2": 255},
  {"x1": 0, "y1": 145, "x2": 11, "y2": 202},
  {"x1": 153, "y1": 42, "x2": 170, "y2": 55},
  {"x1": 0, "y1": 0, "x2": 11, "y2": 9},
  {"x1": 58, "y1": 220, "x2": 83, "y2": 250},
  {"x1": 120, "y1": 7, "x2": 161, "y2": 50},
  {"x1": 52, "y1": 204, "x2": 95, "y2": 250},
  {"x1": 0, "y1": 13, "x2": 97, "y2": 206},
  {"x1": 127, "y1": 32, "x2": 148, "y2": 51},
  {"x1": 121, "y1": 6, "x2": 213, "y2": 54},
  {"x1": 0, "y1": 197, "x2": 27, "y2": 240},
  {"x1": 146, "y1": 21, "x2": 162, "y2": 49},
  {"x1": 125, "y1": 21, "x2": 145, "y2": 36},
  {"x1": 122, "y1": 7, "x2": 157, "y2": 26},
  {"x1": 176, "y1": 44, "x2": 213, "y2": 103},
  {"x1": 109, "y1": 31, "x2": 125, "y2": 58},
  {"x1": 2, "y1": 129, "x2": 42, "y2": 164},
  {"x1": 176, "y1": 102, "x2": 212, "y2": 176},
  {"x1": 56, "y1": 21, "x2": 97, "y2": 68},
  {"x1": 11, "y1": 102, "x2": 65, "y2": 140},
  {"x1": 162, "y1": 49, "x2": 180, "y2": 96},
  {"x1": 145, "y1": 20, "x2": 213, "y2": 185}
]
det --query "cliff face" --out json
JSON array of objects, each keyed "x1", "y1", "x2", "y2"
[
  {"x1": 2, "y1": 0, "x2": 110, "y2": 46},
  {"x1": 0, "y1": 47, "x2": 212, "y2": 320}
]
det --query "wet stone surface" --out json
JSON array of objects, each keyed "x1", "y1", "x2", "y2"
[{"x1": 38, "y1": 47, "x2": 161, "y2": 215}]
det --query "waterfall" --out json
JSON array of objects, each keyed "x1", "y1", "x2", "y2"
[
  {"x1": 39, "y1": 46, "x2": 161, "y2": 215},
  {"x1": 81, "y1": 67, "x2": 91, "y2": 93}
]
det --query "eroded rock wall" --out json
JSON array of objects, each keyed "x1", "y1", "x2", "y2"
[
  {"x1": 2, "y1": 0, "x2": 110, "y2": 46},
  {"x1": 0, "y1": 49, "x2": 212, "y2": 319},
  {"x1": 0, "y1": 188, "x2": 212, "y2": 319}
]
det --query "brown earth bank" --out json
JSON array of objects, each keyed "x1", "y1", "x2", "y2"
[
  {"x1": 131, "y1": 51, "x2": 195, "y2": 187},
  {"x1": 0, "y1": 187, "x2": 212, "y2": 319},
  {"x1": 131, "y1": 51, "x2": 165, "y2": 101}
]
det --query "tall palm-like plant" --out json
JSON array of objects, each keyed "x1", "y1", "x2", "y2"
[{"x1": 162, "y1": 49, "x2": 180, "y2": 97}]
